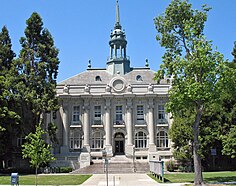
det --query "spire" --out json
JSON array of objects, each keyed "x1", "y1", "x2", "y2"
[{"x1": 115, "y1": 0, "x2": 121, "y2": 29}]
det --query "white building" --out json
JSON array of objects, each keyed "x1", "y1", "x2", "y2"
[{"x1": 49, "y1": 1, "x2": 172, "y2": 168}]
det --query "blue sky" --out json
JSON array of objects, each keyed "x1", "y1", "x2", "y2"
[{"x1": 1, "y1": 1, "x2": 236, "y2": 82}]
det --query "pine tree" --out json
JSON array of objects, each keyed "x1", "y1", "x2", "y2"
[
  {"x1": 0, "y1": 26, "x2": 20, "y2": 163},
  {"x1": 18, "y1": 12, "x2": 59, "y2": 132}
]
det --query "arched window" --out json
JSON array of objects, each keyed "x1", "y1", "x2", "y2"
[
  {"x1": 157, "y1": 130, "x2": 168, "y2": 148},
  {"x1": 136, "y1": 75, "x2": 143, "y2": 81},
  {"x1": 70, "y1": 129, "x2": 83, "y2": 149},
  {"x1": 95, "y1": 76, "x2": 101, "y2": 81},
  {"x1": 91, "y1": 131, "x2": 104, "y2": 149},
  {"x1": 135, "y1": 131, "x2": 147, "y2": 148}
]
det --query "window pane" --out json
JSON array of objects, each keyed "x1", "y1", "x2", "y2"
[
  {"x1": 116, "y1": 106, "x2": 123, "y2": 121},
  {"x1": 73, "y1": 106, "x2": 80, "y2": 122},
  {"x1": 137, "y1": 105, "x2": 144, "y2": 120}
]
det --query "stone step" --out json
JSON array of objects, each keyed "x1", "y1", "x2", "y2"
[{"x1": 71, "y1": 161, "x2": 150, "y2": 174}]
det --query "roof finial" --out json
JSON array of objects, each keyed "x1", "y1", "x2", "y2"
[
  {"x1": 115, "y1": 0, "x2": 121, "y2": 29},
  {"x1": 145, "y1": 58, "x2": 149, "y2": 67},
  {"x1": 88, "y1": 59, "x2": 91, "y2": 69}
]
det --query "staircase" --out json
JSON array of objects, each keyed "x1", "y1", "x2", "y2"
[{"x1": 71, "y1": 155, "x2": 149, "y2": 174}]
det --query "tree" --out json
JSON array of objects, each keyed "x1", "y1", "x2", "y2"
[
  {"x1": 232, "y1": 41, "x2": 236, "y2": 63},
  {"x1": 154, "y1": 0, "x2": 233, "y2": 185},
  {"x1": 22, "y1": 124, "x2": 55, "y2": 185},
  {"x1": 0, "y1": 26, "x2": 20, "y2": 166},
  {"x1": 17, "y1": 12, "x2": 59, "y2": 133}
]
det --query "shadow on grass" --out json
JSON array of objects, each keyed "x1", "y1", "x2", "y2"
[{"x1": 204, "y1": 176, "x2": 236, "y2": 183}]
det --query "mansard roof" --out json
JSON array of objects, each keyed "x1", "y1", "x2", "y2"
[{"x1": 58, "y1": 67, "x2": 157, "y2": 86}]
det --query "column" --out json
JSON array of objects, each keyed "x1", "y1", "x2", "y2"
[
  {"x1": 127, "y1": 107, "x2": 133, "y2": 146},
  {"x1": 83, "y1": 100, "x2": 90, "y2": 152},
  {"x1": 126, "y1": 98, "x2": 134, "y2": 157},
  {"x1": 148, "y1": 98, "x2": 156, "y2": 152},
  {"x1": 105, "y1": 99, "x2": 111, "y2": 146},
  {"x1": 120, "y1": 45, "x2": 123, "y2": 57},
  {"x1": 110, "y1": 47, "x2": 113, "y2": 59},
  {"x1": 61, "y1": 104, "x2": 69, "y2": 153},
  {"x1": 114, "y1": 45, "x2": 117, "y2": 58},
  {"x1": 105, "y1": 98, "x2": 112, "y2": 156},
  {"x1": 62, "y1": 106, "x2": 69, "y2": 146}
]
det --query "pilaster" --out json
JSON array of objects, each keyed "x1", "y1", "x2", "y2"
[
  {"x1": 148, "y1": 98, "x2": 156, "y2": 152},
  {"x1": 83, "y1": 99, "x2": 90, "y2": 152}
]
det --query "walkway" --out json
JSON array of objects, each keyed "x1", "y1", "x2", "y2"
[{"x1": 81, "y1": 173, "x2": 188, "y2": 186}]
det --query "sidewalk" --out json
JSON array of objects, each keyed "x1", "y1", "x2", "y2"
[{"x1": 81, "y1": 173, "x2": 189, "y2": 186}]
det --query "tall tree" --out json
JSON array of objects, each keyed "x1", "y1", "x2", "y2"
[
  {"x1": 18, "y1": 12, "x2": 59, "y2": 133},
  {"x1": 0, "y1": 26, "x2": 20, "y2": 165},
  {"x1": 154, "y1": 0, "x2": 233, "y2": 185}
]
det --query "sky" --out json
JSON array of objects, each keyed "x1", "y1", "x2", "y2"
[{"x1": 1, "y1": 1, "x2": 236, "y2": 82}]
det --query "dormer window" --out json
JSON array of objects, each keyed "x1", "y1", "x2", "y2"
[
  {"x1": 95, "y1": 76, "x2": 101, "y2": 81},
  {"x1": 136, "y1": 75, "x2": 143, "y2": 81}
]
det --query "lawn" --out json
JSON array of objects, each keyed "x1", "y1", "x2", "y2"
[
  {"x1": 0, "y1": 174, "x2": 92, "y2": 185},
  {"x1": 149, "y1": 171, "x2": 236, "y2": 185}
]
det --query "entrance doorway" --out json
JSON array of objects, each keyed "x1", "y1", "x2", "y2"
[{"x1": 114, "y1": 132, "x2": 125, "y2": 155}]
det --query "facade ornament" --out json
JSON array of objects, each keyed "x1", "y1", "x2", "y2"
[
  {"x1": 63, "y1": 84, "x2": 69, "y2": 94},
  {"x1": 84, "y1": 84, "x2": 90, "y2": 93},
  {"x1": 127, "y1": 84, "x2": 132, "y2": 92},
  {"x1": 106, "y1": 84, "x2": 111, "y2": 92},
  {"x1": 148, "y1": 83, "x2": 153, "y2": 92}
]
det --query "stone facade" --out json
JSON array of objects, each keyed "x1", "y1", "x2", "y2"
[{"x1": 48, "y1": 1, "x2": 173, "y2": 168}]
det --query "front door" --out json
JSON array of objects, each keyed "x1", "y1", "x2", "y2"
[
  {"x1": 115, "y1": 140, "x2": 124, "y2": 154},
  {"x1": 114, "y1": 132, "x2": 125, "y2": 155}
]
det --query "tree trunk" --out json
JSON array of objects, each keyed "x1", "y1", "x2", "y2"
[
  {"x1": 193, "y1": 104, "x2": 204, "y2": 186},
  {"x1": 35, "y1": 166, "x2": 38, "y2": 186}
]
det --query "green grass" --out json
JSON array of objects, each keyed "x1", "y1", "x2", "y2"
[
  {"x1": 0, "y1": 174, "x2": 92, "y2": 185},
  {"x1": 149, "y1": 171, "x2": 236, "y2": 185}
]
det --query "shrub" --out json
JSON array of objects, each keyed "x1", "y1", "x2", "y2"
[
  {"x1": 166, "y1": 160, "x2": 175, "y2": 172},
  {"x1": 59, "y1": 167, "x2": 73, "y2": 173}
]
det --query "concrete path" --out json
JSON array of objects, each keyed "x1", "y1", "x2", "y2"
[{"x1": 81, "y1": 173, "x2": 188, "y2": 186}]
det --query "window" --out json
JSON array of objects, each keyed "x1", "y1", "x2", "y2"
[
  {"x1": 17, "y1": 137, "x2": 26, "y2": 147},
  {"x1": 158, "y1": 105, "x2": 166, "y2": 123},
  {"x1": 70, "y1": 129, "x2": 82, "y2": 149},
  {"x1": 72, "y1": 106, "x2": 80, "y2": 123},
  {"x1": 137, "y1": 105, "x2": 144, "y2": 120},
  {"x1": 135, "y1": 131, "x2": 147, "y2": 149},
  {"x1": 91, "y1": 131, "x2": 104, "y2": 149},
  {"x1": 157, "y1": 130, "x2": 168, "y2": 148},
  {"x1": 95, "y1": 76, "x2": 101, "y2": 81},
  {"x1": 94, "y1": 106, "x2": 101, "y2": 120},
  {"x1": 115, "y1": 105, "x2": 123, "y2": 124},
  {"x1": 136, "y1": 75, "x2": 143, "y2": 81}
]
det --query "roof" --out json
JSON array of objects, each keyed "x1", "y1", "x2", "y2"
[{"x1": 58, "y1": 67, "x2": 158, "y2": 86}]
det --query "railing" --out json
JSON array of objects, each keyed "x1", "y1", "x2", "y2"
[
  {"x1": 157, "y1": 119, "x2": 168, "y2": 124},
  {"x1": 93, "y1": 120, "x2": 103, "y2": 125},
  {"x1": 149, "y1": 160, "x2": 164, "y2": 182},
  {"x1": 114, "y1": 120, "x2": 125, "y2": 125},
  {"x1": 107, "y1": 56, "x2": 130, "y2": 61}
]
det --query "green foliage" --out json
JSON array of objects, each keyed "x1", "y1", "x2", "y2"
[
  {"x1": 166, "y1": 160, "x2": 176, "y2": 172},
  {"x1": 22, "y1": 124, "x2": 55, "y2": 185},
  {"x1": 154, "y1": 0, "x2": 233, "y2": 184},
  {"x1": 22, "y1": 124, "x2": 55, "y2": 168},
  {"x1": 47, "y1": 122, "x2": 58, "y2": 144},
  {"x1": 221, "y1": 126, "x2": 236, "y2": 158},
  {"x1": 232, "y1": 41, "x2": 236, "y2": 63},
  {"x1": 18, "y1": 12, "x2": 59, "y2": 115},
  {"x1": 59, "y1": 167, "x2": 73, "y2": 173}
]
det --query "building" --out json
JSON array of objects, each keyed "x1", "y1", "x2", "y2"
[{"x1": 49, "y1": 1, "x2": 172, "y2": 168}]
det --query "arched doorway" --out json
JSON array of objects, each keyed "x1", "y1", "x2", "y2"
[{"x1": 114, "y1": 132, "x2": 125, "y2": 155}]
